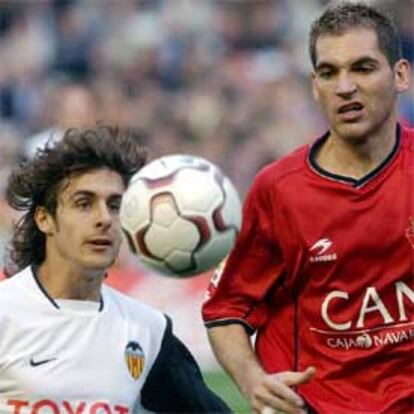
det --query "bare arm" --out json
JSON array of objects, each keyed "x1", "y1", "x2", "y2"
[{"x1": 207, "y1": 324, "x2": 316, "y2": 414}]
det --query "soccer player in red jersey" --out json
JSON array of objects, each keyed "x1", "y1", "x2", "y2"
[{"x1": 202, "y1": 2, "x2": 413, "y2": 413}]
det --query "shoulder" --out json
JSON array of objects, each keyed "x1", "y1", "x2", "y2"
[
  {"x1": 401, "y1": 124, "x2": 414, "y2": 149},
  {"x1": 0, "y1": 267, "x2": 31, "y2": 298},
  {"x1": 0, "y1": 267, "x2": 34, "y2": 326},
  {"x1": 102, "y1": 284, "x2": 167, "y2": 330},
  {"x1": 398, "y1": 124, "x2": 414, "y2": 164},
  {"x1": 401, "y1": 123, "x2": 414, "y2": 136},
  {"x1": 257, "y1": 144, "x2": 309, "y2": 184}
]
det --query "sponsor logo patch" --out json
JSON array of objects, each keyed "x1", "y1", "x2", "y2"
[{"x1": 309, "y1": 238, "x2": 337, "y2": 263}]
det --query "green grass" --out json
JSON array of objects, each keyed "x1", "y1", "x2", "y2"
[{"x1": 203, "y1": 370, "x2": 249, "y2": 413}]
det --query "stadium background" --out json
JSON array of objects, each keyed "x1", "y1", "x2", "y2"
[{"x1": 0, "y1": 0, "x2": 412, "y2": 411}]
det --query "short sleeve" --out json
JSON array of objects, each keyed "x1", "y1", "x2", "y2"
[{"x1": 202, "y1": 172, "x2": 286, "y2": 333}]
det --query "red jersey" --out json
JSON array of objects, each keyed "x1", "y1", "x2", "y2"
[{"x1": 202, "y1": 124, "x2": 414, "y2": 414}]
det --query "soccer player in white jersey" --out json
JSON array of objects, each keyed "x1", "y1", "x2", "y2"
[{"x1": 0, "y1": 125, "x2": 231, "y2": 414}]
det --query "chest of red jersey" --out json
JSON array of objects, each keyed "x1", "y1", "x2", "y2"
[
  {"x1": 203, "y1": 127, "x2": 414, "y2": 412},
  {"x1": 269, "y1": 133, "x2": 413, "y2": 348}
]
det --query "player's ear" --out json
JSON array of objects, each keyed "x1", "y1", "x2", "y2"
[
  {"x1": 34, "y1": 206, "x2": 55, "y2": 236},
  {"x1": 394, "y1": 59, "x2": 411, "y2": 94},
  {"x1": 311, "y1": 72, "x2": 320, "y2": 102}
]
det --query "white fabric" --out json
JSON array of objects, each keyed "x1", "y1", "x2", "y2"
[{"x1": 0, "y1": 267, "x2": 166, "y2": 414}]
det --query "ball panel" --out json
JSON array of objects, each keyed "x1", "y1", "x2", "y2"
[
  {"x1": 144, "y1": 218, "x2": 200, "y2": 257},
  {"x1": 194, "y1": 229, "x2": 237, "y2": 273},
  {"x1": 151, "y1": 193, "x2": 179, "y2": 227},
  {"x1": 170, "y1": 169, "x2": 223, "y2": 214},
  {"x1": 141, "y1": 175, "x2": 175, "y2": 189},
  {"x1": 165, "y1": 250, "x2": 194, "y2": 273},
  {"x1": 120, "y1": 180, "x2": 152, "y2": 232},
  {"x1": 136, "y1": 154, "x2": 211, "y2": 180},
  {"x1": 219, "y1": 177, "x2": 242, "y2": 228},
  {"x1": 182, "y1": 215, "x2": 211, "y2": 246}
]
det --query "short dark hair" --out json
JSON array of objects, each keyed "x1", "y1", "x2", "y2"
[
  {"x1": 4, "y1": 125, "x2": 147, "y2": 276},
  {"x1": 309, "y1": 2, "x2": 403, "y2": 68}
]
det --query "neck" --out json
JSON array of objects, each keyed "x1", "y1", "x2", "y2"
[
  {"x1": 37, "y1": 261, "x2": 104, "y2": 302},
  {"x1": 316, "y1": 122, "x2": 398, "y2": 179}
]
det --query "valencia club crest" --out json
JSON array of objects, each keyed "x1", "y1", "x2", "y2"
[{"x1": 125, "y1": 341, "x2": 145, "y2": 380}]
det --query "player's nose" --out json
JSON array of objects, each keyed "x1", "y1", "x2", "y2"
[
  {"x1": 335, "y1": 72, "x2": 357, "y2": 96},
  {"x1": 95, "y1": 203, "x2": 113, "y2": 228}
]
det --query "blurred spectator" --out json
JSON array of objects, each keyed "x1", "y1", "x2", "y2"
[
  {"x1": 0, "y1": 122, "x2": 22, "y2": 267},
  {"x1": 24, "y1": 81, "x2": 98, "y2": 156}
]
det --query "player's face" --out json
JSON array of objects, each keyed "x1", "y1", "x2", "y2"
[
  {"x1": 41, "y1": 169, "x2": 125, "y2": 274},
  {"x1": 312, "y1": 28, "x2": 410, "y2": 143}
]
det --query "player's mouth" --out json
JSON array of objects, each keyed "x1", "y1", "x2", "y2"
[
  {"x1": 87, "y1": 238, "x2": 113, "y2": 251},
  {"x1": 337, "y1": 102, "x2": 364, "y2": 121}
]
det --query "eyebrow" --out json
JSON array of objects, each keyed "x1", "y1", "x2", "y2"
[
  {"x1": 350, "y1": 56, "x2": 379, "y2": 66},
  {"x1": 315, "y1": 55, "x2": 380, "y2": 71},
  {"x1": 70, "y1": 190, "x2": 123, "y2": 200}
]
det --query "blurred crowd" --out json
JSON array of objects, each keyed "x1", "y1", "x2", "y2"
[{"x1": 0, "y1": 0, "x2": 413, "y2": 267}]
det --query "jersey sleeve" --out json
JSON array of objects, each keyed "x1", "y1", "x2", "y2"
[
  {"x1": 140, "y1": 316, "x2": 232, "y2": 413},
  {"x1": 202, "y1": 171, "x2": 286, "y2": 333}
]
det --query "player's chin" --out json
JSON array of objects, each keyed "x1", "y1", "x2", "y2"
[
  {"x1": 83, "y1": 251, "x2": 118, "y2": 271},
  {"x1": 334, "y1": 121, "x2": 372, "y2": 142}
]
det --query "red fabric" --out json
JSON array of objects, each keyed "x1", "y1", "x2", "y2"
[{"x1": 203, "y1": 125, "x2": 414, "y2": 413}]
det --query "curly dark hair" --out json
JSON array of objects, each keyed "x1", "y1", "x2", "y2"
[
  {"x1": 4, "y1": 125, "x2": 147, "y2": 276},
  {"x1": 309, "y1": 2, "x2": 402, "y2": 68}
]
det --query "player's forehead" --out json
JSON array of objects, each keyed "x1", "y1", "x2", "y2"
[
  {"x1": 314, "y1": 27, "x2": 385, "y2": 67},
  {"x1": 58, "y1": 168, "x2": 125, "y2": 201}
]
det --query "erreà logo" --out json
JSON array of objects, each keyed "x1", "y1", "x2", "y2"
[
  {"x1": 309, "y1": 238, "x2": 337, "y2": 263},
  {"x1": 125, "y1": 341, "x2": 145, "y2": 380},
  {"x1": 405, "y1": 217, "x2": 414, "y2": 249}
]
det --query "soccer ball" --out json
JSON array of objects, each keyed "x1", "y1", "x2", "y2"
[{"x1": 120, "y1": 154, "x2": 242, "y2": 277}]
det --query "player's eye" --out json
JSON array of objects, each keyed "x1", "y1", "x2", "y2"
[
  {"x1": 317, "y1": 69, "x2": 335, "y2": 79},
  {"x1": 108, "y1": 199, "x2": 121, "y2": 213},
  {"x1": 75, "y1": 199, "x2": 91, "y2": 209},
  {"x1": 354, "y1": 65, "x2": 375, "y2": 73}
]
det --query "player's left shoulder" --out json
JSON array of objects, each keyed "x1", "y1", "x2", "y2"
[
  {"x1": 253, "y1": 143, "x2": 310, "y2": 198},
  {"x1": 260, "y1": 143, "x2": 309, "y2": 179}
]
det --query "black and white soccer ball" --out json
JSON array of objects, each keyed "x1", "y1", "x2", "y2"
[{"x1": 120, "y1": 155, "x2": 242, "y2": 277}]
